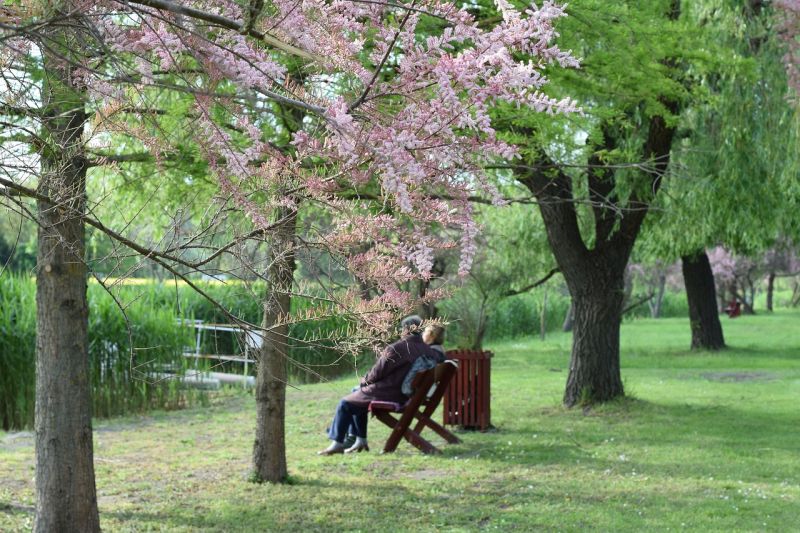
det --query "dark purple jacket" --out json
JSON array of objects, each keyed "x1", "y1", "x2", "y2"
[{"x1": 344, "y1": 334, "x2": 437, "y2": 407}]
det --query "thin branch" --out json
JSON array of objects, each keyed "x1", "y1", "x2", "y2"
[
  {"x1": 0, "y1": 103, "x2": 38, "y2": 116},
  {"x1": 503, "y1": 268, "x2": 560, "y2": 297},
  {"x1": 0, "y1": 175, "x2": 291, "y2": 270},
  {"x1": 622, "y1": 293, "x2": 655, "y2": 315},
  {"x1": 347, "y1": 0, "x2": 451, "y2": 21},
  {"x1": 348, "y1": 0, "x2": 417, "y2": 112},
  {"x1": 125, "y1": 0, "x2": 317, "y2": 61}
]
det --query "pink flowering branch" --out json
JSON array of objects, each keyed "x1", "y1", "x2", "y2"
[
  {"x1": 125, "y1": 0, "x2": 317, "y2": 60},
  {"x1": 4, "y1": 0, "x2": 580, "y2": 335}
]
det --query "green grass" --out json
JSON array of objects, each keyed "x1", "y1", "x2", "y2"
[{"x1": 2, "y1": 310, "x2": 799, "y2": 531}]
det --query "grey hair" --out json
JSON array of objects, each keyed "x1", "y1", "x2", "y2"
[{"x1": 400, "y1": 315, "x2": 423, "y2": 334}]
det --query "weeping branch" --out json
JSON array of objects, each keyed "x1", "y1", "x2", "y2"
[{"x1": 0, "y1": 175, "x2": 291, "y2": 270}]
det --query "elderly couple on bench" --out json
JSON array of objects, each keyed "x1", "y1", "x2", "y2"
[{"x1": 318, "y1": 315, "x2": 446, "y2": 455}]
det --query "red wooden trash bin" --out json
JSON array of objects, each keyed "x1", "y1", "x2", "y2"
[{"x1": 443, "y1": 349, "x2": 493, "y2": 431}]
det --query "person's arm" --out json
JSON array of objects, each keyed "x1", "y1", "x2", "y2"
[
  {"x1": 362, "y1": 345, "x2": 398, "y2": 386},
  {"x1": 431, "y1": 345, "x2": 446, "y2": 363}
]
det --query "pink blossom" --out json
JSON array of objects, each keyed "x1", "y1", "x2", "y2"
[{"x1": 5, "y1": 0, "x2": 580, "y2": 337}]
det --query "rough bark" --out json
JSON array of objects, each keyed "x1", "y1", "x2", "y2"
[
  {"x1": 561, "y1": 256, "x2": 627, "y2": 406},
  {"x1": 251, "y1": 207, "x2": 296, "y2": 483},
  {"x1": 682, "y1": 251, "x2": 726, "y2": 351},
  {"x1": 34, "y1": 9, "x2": 100, "y2": 531}
]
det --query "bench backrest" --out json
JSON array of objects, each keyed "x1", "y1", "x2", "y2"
[{"x1": 406, "y1": 360, "x2": 458, "y2": 411}]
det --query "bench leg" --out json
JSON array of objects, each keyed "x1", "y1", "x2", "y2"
[
  {"x1": 401, "y1": 427, "x2": 440, "y2": 454},
  {"x1": 414, "y1": 415, "x2": 461, "y2": 444},
  {"x1": 373, "y1": 411, "x2": 404, "y2": 453},
  {"x1": 372, "y1": 410, "x2": 440, "y2": 454}
]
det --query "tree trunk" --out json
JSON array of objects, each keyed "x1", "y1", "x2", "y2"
[
  {"x1": 251, "y1": 207, "x2": 296, "y2": 483},
  {"x1": 34, "y1": 11, "x2": 100, "y2": 531},
  {"x1": 471, "y1": 299, "x2": 487, "y2": 351},
  {"x1": 717, "y1": 281, "x2": 728, "y2": 313},
  {"x1": 766, "y1": 272, "x2": 775, "y2": 312},
  {"x1": 416, "y1": 256, "x2": 445, "y2": 319},
  {"x1": 622, "y1": 267, "x2": 634, "y2": 311},
  {"x1": 743, "y1": 277, "x2": 756, "y2": 314},
  {"x1": 562, "y1": 264, "x2": 626, "y2": 407},
  {"x1": 539, "y1": 288, "x2": 548, "y2": 341},
  {"x1": 682, "y1": 251, "x2": 725, "y2": 351},
  {"x1": 649, "y1": 272, "x2": 666, "y2": 318},
  {"x1": 519, "y1": 117, "x2": 673, "y2": 406},
  {"x1": 730, "y1": 282, "x2": 755, "y2": 315}
]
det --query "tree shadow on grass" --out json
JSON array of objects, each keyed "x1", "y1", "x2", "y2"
[
  {"x1": 451, "y1": 398, "x2": 800, "y2": 485},
  {"x1": 653, "y1": 344, "x2": 800, "y2": 362},
  {"x1": 100, "y1": 479, "x2": 430, "y2": 533},
  {"x1": 0, "y1": 501, "x2": 34, "y2": 515}
]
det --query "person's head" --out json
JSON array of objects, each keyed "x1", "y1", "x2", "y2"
[
  {"x1": 423, "y1": 324, "x2": 445, "y2": 346},
  {"x1": 400, "y1": 315, "x2": 423, "y2": 336}
]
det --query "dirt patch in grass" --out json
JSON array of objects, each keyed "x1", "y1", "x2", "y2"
[
  {"x1": 700, "y1": 372, "x2": 778, "y2": 382},
  {"x1": 404, "y1": 468, "x2": 447, "y2": 480},
  {"x1": 362, "y1": 459, "x2": 403, "y2": 478},
  {"x1": 0, "y1": 479, "x2": 32, "y2": 494}
]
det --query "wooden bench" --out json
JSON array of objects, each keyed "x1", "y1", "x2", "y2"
[{"x1": 368, "y1": 360, "x2": 461, "y2": 454}]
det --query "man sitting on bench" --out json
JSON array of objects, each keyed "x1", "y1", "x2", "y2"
[{"x1": 318, "y1": 315, "x2": 439, "y2": 455}]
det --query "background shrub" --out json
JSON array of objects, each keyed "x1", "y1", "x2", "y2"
[{"x1": 440, "y1": 285, "x2": 690, "y2": 348}]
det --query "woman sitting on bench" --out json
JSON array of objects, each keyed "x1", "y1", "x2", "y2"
[
  {"x1": 401, "y1": 324, "x2": 446, "y2": 396},
  {"x1": 318, "y1": 315, "x2": 440, "y2": 455}
]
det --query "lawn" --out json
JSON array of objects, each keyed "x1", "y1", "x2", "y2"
[{"x1": 2, "y1": 311, "x2": 799, "y2": 532}]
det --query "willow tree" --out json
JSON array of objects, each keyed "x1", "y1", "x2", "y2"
[
  {"x1": 640, "y1": 0, "x2": 800, "y2": 350},
  {"x1": 486, "y1": 0, "x2": 694, "y2": 406}
]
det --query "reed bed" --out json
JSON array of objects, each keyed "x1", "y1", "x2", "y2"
[{"x1": 0, "y1": 276, "x2": 357, "y2": 430}]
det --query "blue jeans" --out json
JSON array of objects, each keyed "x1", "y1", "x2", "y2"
[{"x1": 328, "y1": 399, "x2": 368, "y2": 442}]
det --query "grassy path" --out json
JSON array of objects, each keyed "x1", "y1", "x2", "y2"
[{"x1": 2, "y1": 311, "x2": 799, "y2": 531}]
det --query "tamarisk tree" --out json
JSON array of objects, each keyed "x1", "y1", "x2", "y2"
[
  {"x1": 2, "y1": 0, "x2": 577, "y2": 524},
  {"x1": 2, "y1": 2, "x2": 101, "y2": 530}
]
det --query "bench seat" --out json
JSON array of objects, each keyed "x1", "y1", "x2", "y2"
[{"x1": 368, "y1": 400, "x2": 405, "y2": 412}]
